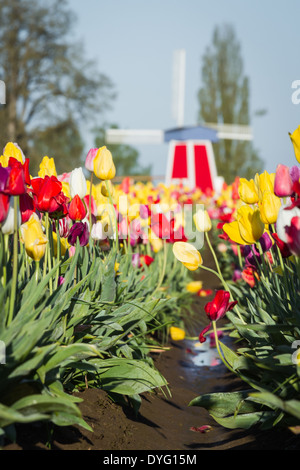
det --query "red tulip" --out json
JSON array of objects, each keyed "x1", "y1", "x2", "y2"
[
  {"x1": 151, "y1": 212, "x2": 171, "y2": 239},
  {"x1": 199, "y1": 290, "x2": 237, "y2": 343},
  {"x1": 242, "y1": 266, "x2": 257, "y2": 288},
  {"x1": 285, "y1": 216, "x2": 300, "y2": 256},
  {"x1": 271, "y1": 232, "x2": 292, "y2": 258},
  {"x1": 19, "y1": 193, "x2": 35, "y2": 223},
  {"x1": 31, "y1": 175, "x2": 68, "y2": 218},
  {"x1": 4, "y1": 158, "x2": 28, "y2": 195},
  {"x1": 68, "y1": 194, "x2": 87, "y2": 221},
  {"x1": 140, "y1": 255, "x2": 154, "y2": 266},
  {"x1": 0, "y1": 193, "x2": 10, "y2": 223}
]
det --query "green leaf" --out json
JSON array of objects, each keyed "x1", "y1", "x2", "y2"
[
  {"x1": 90, "y1": 358, "x2": 168, "y2": 395},
  {"x1": 189, "y1": 390, "x2": 257, "y2": 417}
]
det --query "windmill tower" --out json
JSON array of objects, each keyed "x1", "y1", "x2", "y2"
[{"x1": 106, "y1": 49, "x2": 253, "y2": 192}]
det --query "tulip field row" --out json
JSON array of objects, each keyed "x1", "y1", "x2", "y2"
[{"x1": 1, "y1": 125, "x2": 300, "y2": 445}]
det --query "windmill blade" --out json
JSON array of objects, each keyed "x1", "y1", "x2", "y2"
[
  {"x1": 172, "y1": 49, "x2": 186, "y2": 128},
  {"x1": 105, "y1": 128, "x2": 164, "y2": 144},
  {"x1": 203, "y1": 123, "x2": 253, "y2": 141}
]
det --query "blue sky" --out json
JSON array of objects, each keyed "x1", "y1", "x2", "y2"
[{"x1": 69, "y1": 0, "x2": 300, "y2": 179}]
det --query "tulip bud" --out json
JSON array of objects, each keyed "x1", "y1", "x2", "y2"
[
  {"x1": 91, "y1": 220, "x2": 106, "y2": 240},
  {"x1": 69, "y1": 167, "x2": 87, "y2": 199},
  {"x1": 85, "y1": 148, "x2": 98, "y2": 172},
  {"x1": 1, "y1": 197, "x2": 21, "y2": 234},
  {"x1": 68, "y1": 194, "x2": 87, "y2": 221},
  {"x1": 259, "y1": 190, "x2": 282, "y2": 224},
  {"x1": 254, "y1": 171, "x2": 274, "y2": 201},
  {"x1": 172, "y1": 241, "x2": 202, "y2": 271},
  {"x1": 20, "y1": 213, "x2": 48, "y2": 261},
  {"x1": 100, "y1": 180, "x2": 114, "y2": 198},
  {"x1": 93, "y1": 146, "x2": 116, "y2": 180},
  {"x1": 289, "y1": 126, "x2": 300, "y2": 164},
  {"x1": 67, "y1": 221, "x2": 89, "y2": 246},
  {"x1": 289, "y1": 165, "x2": 300, "y2": 184},
  {"x1": 193, "y1": 208, "x2": 212, "y2": 232},
  {"x1": 274, "y1": 164, "x2": 294, "y2": 197},
  {"x1": 238, "y1": 178, "x2": 259, "y2": 204}
]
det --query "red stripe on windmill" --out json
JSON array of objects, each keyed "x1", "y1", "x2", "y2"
[{"x1": 105, "y1": 49, "x2": 253, "y2": 193}]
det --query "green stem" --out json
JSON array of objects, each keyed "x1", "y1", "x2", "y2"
[
  {"x1": 237, "y1": 245, "x2": 243, "y2": 269},
  {"x1": 105, "y1": 180, "x2": 119, "y2": 251},
  {"x1": 35, "y1": 261, "x2": 40, "y2": 282},
  {"x1": 205, "y1": 231, "x2": 224, "y2": 281},
  {"x1": 152, "y1": 240, "x2": 168, "y2": 295},
  {"x1": 89, "y1": 171, "x2": 93, "y2": 229},
  {"x1": 212, "y1": 321, "x2": 232, "y2": 370},
  {"x1": 8, "y1": 196, "x2": 19, "y2": 326},
  {"x1": 54, "y1": 219, "x2": 61, "y2": 290},
  {"x1": 45, "y1": 214, "x2": 53, "y2": 294},
  {"x1": 43, "y1": 214, "x2": 49, "y2": 279}
]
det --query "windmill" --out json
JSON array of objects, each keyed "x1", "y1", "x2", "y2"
[{"x1": 105, "y1": 49, "x2": 253, "y2": 192}]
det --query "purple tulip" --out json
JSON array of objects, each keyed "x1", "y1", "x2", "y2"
[
  {"x1": 0, "y1": 166, "x2": 10, "y2": 192},
  {"x1": 244, "y1": 232, "x2": 273, "y2": 267},
  {"x1": 131, "y1": 253, "x2": 140, "y2": 268},
  {"x1": 67, "y1": 221, "x2": 89, "y2": 246},
  {"x1": 289, "y1": 165, "x2": 300, "y2": 184}
]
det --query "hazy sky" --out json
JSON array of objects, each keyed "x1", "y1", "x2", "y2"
[{"x1": 69, "y1": 0, "x2": 300, "y2": 179}]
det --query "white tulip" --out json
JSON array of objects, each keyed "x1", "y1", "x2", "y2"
[
  {"x1": 69, "y1": 167, "x2": 87, "y2": 199},
  {"x1": 2, "y1": 197, "x2": 21, "y2": 235},
  {"x1": 91, "y1": 221, "x2": 106, "y2": 240},
  {"x1": 276, "y1": 203, "x2": 300, "y2": 243}
]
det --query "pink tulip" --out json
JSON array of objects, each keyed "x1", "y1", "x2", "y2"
[
  {"x1": 274, "y1": 164, "x2": 294, "y2": 197},
  {"x1": 85, "y1": 148, "x2": 98, "y2": 172}
]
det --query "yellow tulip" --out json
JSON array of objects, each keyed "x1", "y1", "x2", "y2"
[
  {"x1": 52, "y1": 232, "x2": 69, "y2": 257},
  {"x1": 169, "y1": 326, "x2": 185, "y2": 341},
  {"x1": 254, "y1": 171, "x2": 274, "y2": 201},
  {"x1": 259, "y1": 190, "x2": 282, "y2": 224},
  {"x1": 172, "y1": 241, "x2": 202, "y2": 271},
  {"x1": 3, "y1": 142, "x2": 25, "y2": 164},
  {"x1": 100, "y1": 180, "x2": 114, "y2": 198},
  {"x1": 193, "y1": 208, "x2": 212, "y2": 232},
  {"x1": 61, "y1": 182, "x2": 71, "y2": 199},
  {"x1": 38, "y1": 156, "x2": 57, "y2": 178},
  {"x1": 289, "y1": 125, "x2": 300, "y2": 163},
  {"x1": 20, "y1": 213, "x2": 48, "y2": 261},
  {"x1": 238, "y1": 178, "x2": 259, "y2": 204},
  {"x1": 93, "y1": 146, "x2": 116, "y2": 180},
  {"x1": 0, "y1": 154, "x2": 9, "y2": 167},
  {"x1": 186, "y1": 280, "x2": 203, "y2": 293},
  {"x1": 223, "y1": 205, "x2": 264, "y2": 245}
]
